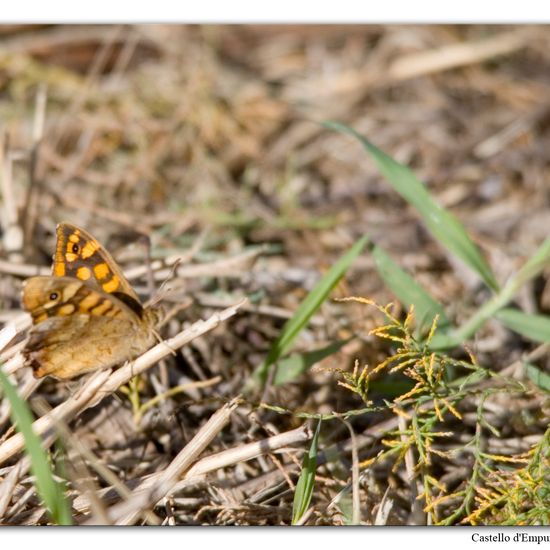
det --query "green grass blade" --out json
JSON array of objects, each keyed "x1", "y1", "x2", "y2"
[
  {"x1": 273, "y1": 339, "x2": 351, "y2": 386},
  {"x1": 524, "y1": 363, "x2": 550, "y2": 392},
  {"x1": 509, "y1": 234, "x2": 550, "y2": 288},
  {"x1": 250, "y1": 235, "x2": 369, "y2": 389},
  {"x1": 292, "y1": 420, "x2": 321, "y2": 525},
  {"x1": 370, "y1": 243, "x2": 450, "y2": 333},
  {"x1": 496, "y1": 308, "x2": 550, "y2": 343},
  {"x1": 324, "y1": 121, "x2": 499, "y2": 292},
  {"x1": 0, "y1": 367, "x2": 72, "y2": 525},
  {"x1": 431, "y1": 236, "x2": 550, "y2": 349}
]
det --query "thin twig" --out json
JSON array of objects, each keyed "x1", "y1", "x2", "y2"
[
  {"x1": 94, "y1": 397, "x2": 242, "y2": 525},
  {"x1": 341, "y1": 419, "x2": 361, "y2": 525},
  {"x1": 74, "y1": 423, "x2": 309, "y2": 517},
  {"x1": 0, "y1": 461, "x2": 22, "y2": 520},
  {"x1": 22, "y1": 83, "x2": 48, "y2": 245},
  {"x1": 0, "y1": 133, "x2": 23, "y2": 264}
]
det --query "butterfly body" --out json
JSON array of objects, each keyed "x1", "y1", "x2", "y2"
[{"x1": 21, "y1": 223, "x2": 160, "y2": 380}]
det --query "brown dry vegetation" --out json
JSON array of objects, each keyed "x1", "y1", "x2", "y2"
[{"x1": 0, "y1": 25, "x2": 549, "y2": 525}]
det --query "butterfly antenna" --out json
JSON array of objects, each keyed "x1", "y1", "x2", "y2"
[
  {"x1": 149, "y1": 227, "x2": 209, "y2": 308},
  {"x1": 148, "y1": 257, "x2": 183, "y2": 308}
]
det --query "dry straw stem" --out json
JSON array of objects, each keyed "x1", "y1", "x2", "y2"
[
  {"x1": 0, "y1": 460, "x2": 22, "y2": 518},
  {"x1": 0, "y1": 323, "x2": 18, "y2": 355},
  {"x1": 0, "y1": 375, "x2": 42, "y2": 426},
  {"x1": 374, "y1": 487, "x2": 394, "y2": 526},
  {"x1": 73, "y1": 425, "x2": 310, "y2": 515},
  {"x1": 0, "y1": 260, "x2": 49, "y2": 278},
  {"x1": 0, "y1": 298, "x2": 247, "y2": 466},
  {"x1": 283, "y1": 29, "x2": 528, "y2": 104},
  {"x1": 31, "y1": 396, "x2": 162, "y2": 526},
  {"x1": 81, "y1": 423, "x2": 310, "y2": 524},
  {"x1": 131, "y1": 246, "x2": 267, "y2": 282},
  {"x1": 230, "y1": 416, "x2": 403, "y2": 502},
  {"x1": 0, "y1": 26, "x2": 138, "y2": 58},
  {"x1": 91, "y1": 397, "x2": 241, "y2": 525},
  {"x1": 195, "y1": 292, "x2": 325, "y2": 326},
  {"x1": 326, "y1": 419, "x2": 361, "y2": 525},
  {"x1": 0, "y1": 315, "x2": 31, "y2": 373},
  {"x1": 0, "y1": 134, "x2": 24, "y2": 263},
  {"x1": 185, "y1": 425, "x2": 310, "y2": 479},
  {"x1": 112, "y1": 426, "x2": 311, "y2": 525},
  {"x1": 388, "y1": 29, "x2": 528, "y2": 80},
  {"x1": 0, "y1": 245, "x2": 263, "y2": 281},
  {"x1": 0, "y1": 428, "x2": 68, "y2": 524},
  {"x1": 343, "y1": 420, "x2": 361, "y2": 525},
  {"x1": 398, "y1": 415, "x2": 425, "y2": 525}
]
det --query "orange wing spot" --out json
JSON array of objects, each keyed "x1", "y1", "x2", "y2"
[
  {"x1": 102, "y1": 276, "x2": 120, "y2": 293},
  {"x1": 79, "y1": 293, "x2": 101, "y2": 312},
  {"x1": 91, "y1": 301, "x2": 113, "y2": 316},
  {"x1": 57, "y1": 304, "x2": 76, "y2": 316},
  {"x1": 81, "y1": 240, "x2": 99, "y2": 259},
  {"x1": 54, "y1": 263, "x2": 66, "y2": 276},
  {"x1": 33, "y1": 312, "x2": 48, "y2": 323},
  {"x1": 65, "y1": 253, "x2": 78, "y2": 262},
  {"x1": 77, "y1": 267, "x2": 92, "y2": 280},
  {"x1": 68, "y1": 233, "x2": 80, "y2": 243},
  {"x1": 93, "y1": 262, "x2": 110, "y2": 280}
]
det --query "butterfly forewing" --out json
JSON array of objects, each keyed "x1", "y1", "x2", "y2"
[{"x1": 53, "y1": 222, "x2": 140, "y2": 301}]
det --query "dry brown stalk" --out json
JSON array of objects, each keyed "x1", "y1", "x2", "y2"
[
  {"x1": 72, "y1": 424, "x2": 310, "y2": 516},
  {"x1": 388, "y1": 29, "x2": 528, "y2": 80},
  {"x1": 184, "y1": 424, "x2": 310, "y2": 479},
  {"x1": 0, "y1": 461, "x2": 22, "y2": 519},
  {"x1": 92, "y1": 397, "x2": 242, "y2": 525},
  {"x1": 340, "y1": 419, "x2": 360, "y2": 525},
  {"x1": 0, "y1": 134, "x2": 24, "y2": 264},
  {"x1": 398, "y1": 415, "x2": 425, "y2": 525},
  {"x1": 0, "y1": 323, "x2": 18, "y2": 354},
  {"x1": 195, "y1": 292, "x2": 325, "y2": 326},
  {"x1": 0, "y1": 374, "x2": 42, "y2": 427},
  {"x1": 0, "y1": 260, "x2": 49, "y2": 278},
  {"x1": 127, "y1": 245, "x2": 266, "y2": 282}
]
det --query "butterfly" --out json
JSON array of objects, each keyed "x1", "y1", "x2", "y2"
[{"x1": 21, "y1": 222, "x2": 161, "y2": 379}]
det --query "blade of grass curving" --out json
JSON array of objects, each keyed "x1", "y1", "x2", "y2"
[
  {"x1": 324, "y1": 121, "x2": 499, "y2": 292},
  {"x1": 508, "y1": 233, "x2": 550, "y2": 287},
  {"x1": 0, "y1": 366, "x2": 72, "y2": 525},
  {"x1": 496, "y1": 308, "x2": 550, "y2": 344},
  {"x1": 292, "y1": 420, "x2": 321, "y2": 525},
  {"x1": 431, "y1": 235, "x2": 550, "y2": 349},
  {"x1": 250, "y1": 235, "x2": 369, "y2": 389},
  {"x1": 370, "y1": 243, "x2": 450, "y2": 333},
  {"x1": 524, "y1": 362, "x2": 550, "y2": 392},
  {"x1": 273, "y1": 339, "x2": 351, "y2": 386}
]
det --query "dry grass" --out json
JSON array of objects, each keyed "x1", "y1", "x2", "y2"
[{"x1": 0, "y1": 24, "x2": 548, "y2": 525}]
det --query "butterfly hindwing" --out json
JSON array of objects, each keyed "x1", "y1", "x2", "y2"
[
  {"x1": 22, "y1": 276, "x2": 156, "y2": 379},
  {"x1": 24, "y1": 314, "x2": 146, "y2": 379}
]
